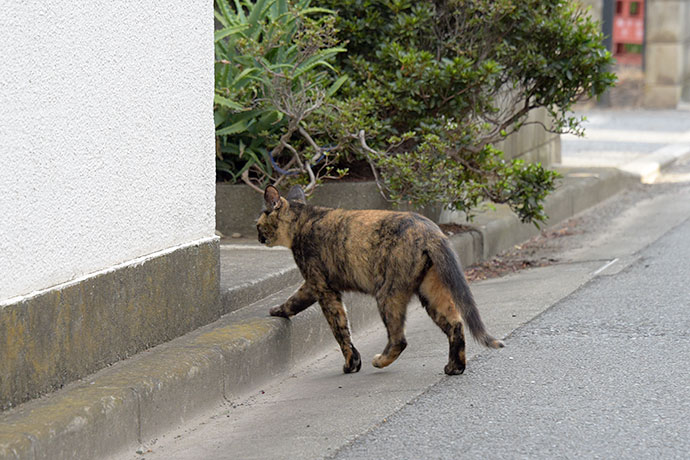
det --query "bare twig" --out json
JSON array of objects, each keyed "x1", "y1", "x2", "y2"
[
  {"x1": 518, "y1": 120, "x2": 564, "y2": 134},
  {"x1": 298, "y1": 125, "x2": 325, "y2": 163},
  {"x1": 241, "y1": 170, "x2": 264, "y2": 194},
  {"x1": 356, "y1": 130, "x2": 393, "y2": 201},
  {"x1": 269, "y1": 119, "x2": 299, "y2": 159},
  {"x1": 284, "y1": 140, "x2": 304, "y2": 171},
  {"x1": 304, "y1": 162, "x2": 317, "y2": 194},
  {"x1": 273, "y1": 156, "x2": 299, "y2": 187}
]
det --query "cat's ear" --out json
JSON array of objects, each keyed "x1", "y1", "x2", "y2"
[
  {"x1": 264, "y1": 185, "x2": 282, "y2": 211},
  {"x1": 286, "y1": 185, "x2": 306, "y2": 204}
]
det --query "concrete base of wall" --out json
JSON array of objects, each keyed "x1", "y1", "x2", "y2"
[
  {"x1": 0, "y1": 238, "x2": 220, "y2": 411},
  {"x1": 643, "y1": 85, "x2": 684, "y2": 108},
  {"x1": 496, "y1": 107, "x2": 562, "y2": 165}
]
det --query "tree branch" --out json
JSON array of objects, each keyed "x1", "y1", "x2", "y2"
[
  {"x1": 241, "y1": 169, "x2": 264, "y2": 194},
  {"x1": 356, "y1": 130, "x2": 393, "y2": 201}
]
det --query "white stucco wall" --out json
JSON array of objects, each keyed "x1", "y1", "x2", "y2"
[{"x1": 0, "y1": 1, "x2": 215, "y2": 302}]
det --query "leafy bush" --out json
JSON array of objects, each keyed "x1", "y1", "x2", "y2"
[
  {"x1": 215, "y1": 0, "x2": 616, "y2": 225},
  {"x1": 313, "y1": 0, "x2": 615, "y2": 224},
  {"x1": 214, "y1": 0, "x2": 348, "y2": 192}
]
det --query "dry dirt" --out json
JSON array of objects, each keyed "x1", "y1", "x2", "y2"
[{"x1": 443, "y1": 219, "x2": 583, "y2": 282}]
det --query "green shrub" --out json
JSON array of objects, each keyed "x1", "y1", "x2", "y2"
[
  {"x1": 215, "y1": 0, "x2": 616, "y2": 226},
  {"x1": 312, "y1": 0, "x2": 615, "y2": 225},
  {"x1": 214, "y1": 0, "x2": 348, "y2": 192}
]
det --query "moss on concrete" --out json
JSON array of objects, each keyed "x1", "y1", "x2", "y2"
[{"x1": 0, "y1": 239, "x2": 220, "y2": 411}]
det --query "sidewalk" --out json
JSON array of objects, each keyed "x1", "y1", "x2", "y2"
[
  {"x1": 562, "y1": 109, "x2": 690, "y2": 182},
  {"x1": 2, "y1": 110, "x2": 690, "y2": 460}
]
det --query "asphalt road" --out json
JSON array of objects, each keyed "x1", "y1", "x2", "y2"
[{"x1": 333, "y1": 213, "x2": 690, "y2": 459}]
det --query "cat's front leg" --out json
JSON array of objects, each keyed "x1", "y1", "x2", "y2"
[
  {"x1": 269, "y1": 282, "x2": 316, "y2": 318},
  {"x1": 318, "y1": 291, "x2": 361, "y2": 374}
]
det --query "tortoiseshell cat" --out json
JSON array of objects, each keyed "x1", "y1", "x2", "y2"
[{"x1": 257, "y1": 185, "x2": 504, "y2": 375}]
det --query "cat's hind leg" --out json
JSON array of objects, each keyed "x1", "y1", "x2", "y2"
[
  {"x1": 372, "y1": 291, "x2": 411, "y2": 369},
  {"x1": 419, "y1": 267, "x2": 466, "y2": 375},
  {"x1": 318, "y1": 291, "x2": 362, "y2": 374}
]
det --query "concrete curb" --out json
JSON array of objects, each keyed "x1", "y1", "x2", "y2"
[
  {"x1": 0, "y1": 287, "x2": 380, "y2": 460},
  {"x1": 0, "y1": 163, "x2": 673, "y2": 460},
  {"x1": 219, "y1": 247, "x2": 302, "y2": 315},
  {"x1": 619, "y1": 143, "x2": 690, "y2": 183},
  {"x1": 447, "y1": 167, "x2": 639, "y2": 267}
]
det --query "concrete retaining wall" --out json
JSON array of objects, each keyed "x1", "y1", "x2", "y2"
[
  {"x1": 0, "y1": 239, "x2": 220, "y2": 411},
  {"x1": 495, "y1": 107, "x2": 562, "y2": 165}
]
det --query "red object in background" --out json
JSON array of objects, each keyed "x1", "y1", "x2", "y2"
[{"x1": 613, "y1": 0, "x2": 644, "y2": 66}]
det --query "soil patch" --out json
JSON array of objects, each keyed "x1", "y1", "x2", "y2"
[{"x1": 464, "y1": 218, "x2": 583, "y2": 281}]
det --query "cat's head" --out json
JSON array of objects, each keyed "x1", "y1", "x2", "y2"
[{"x1": 256, "y1": 185, "x2": 306, "y2": 248}]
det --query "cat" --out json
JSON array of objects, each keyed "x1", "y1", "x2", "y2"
[{"x1": 256, "y1": 185, "x2": 504, "y2": 375}]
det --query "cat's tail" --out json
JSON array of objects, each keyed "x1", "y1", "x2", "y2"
[{"x1": 429, "y1": 239, "x2": 505, "y2": 349}]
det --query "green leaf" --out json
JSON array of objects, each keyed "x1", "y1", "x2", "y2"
[
  {"x1": 274, "y1": 0, "x2": 288, "y2": 16},
  {"x1": 232, "y1": 0, "x2": 245, "y2": 16},
  {"x1": 214, "y1": 94, "x2": 245, "y2": 111},
  {"x1": 293, "y1": 47, "x2": 347, "y2": 77},
  {"x1": 214, "y1": 110, "x2": 226, "y2": 127},
  {"x1": 255, "y1": 110, "x2": 284, "y2": 131},
  {"x1": 300, "y1": 7, "x2": 337, "y2": 16},
  {"x1": 214, "y1": 0, "x2": 233, "y2": 26},
  {"x1": 214, "y1": 24, "x2": 249, "y2": 43},
  {"x1": 247, "y1": 0, "x2": 270, "y2": 39},
  {"x1": 216, "y1": 119, "x2": 250, "y2": 135},
  {"x1": 327, "y1": 75, "x2": 348, "y2": 97}
]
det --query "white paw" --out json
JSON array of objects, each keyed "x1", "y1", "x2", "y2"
[{"x1": 372, "y1": 354, "x2": 384, "y2": 368}]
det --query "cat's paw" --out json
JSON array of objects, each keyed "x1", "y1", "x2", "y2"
[
  {"x1": 444, "y1": 361, "x2": 465, "y2": 375},
  {"x1": 371, "y1": 353, "x2": 387, "y2": 369},
  {"x1": 269, "y1": 306, "x2": 290, "y2": 318},
  {"x1": 343, "y1": 348, "x2": 361, "y2": 374}
]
